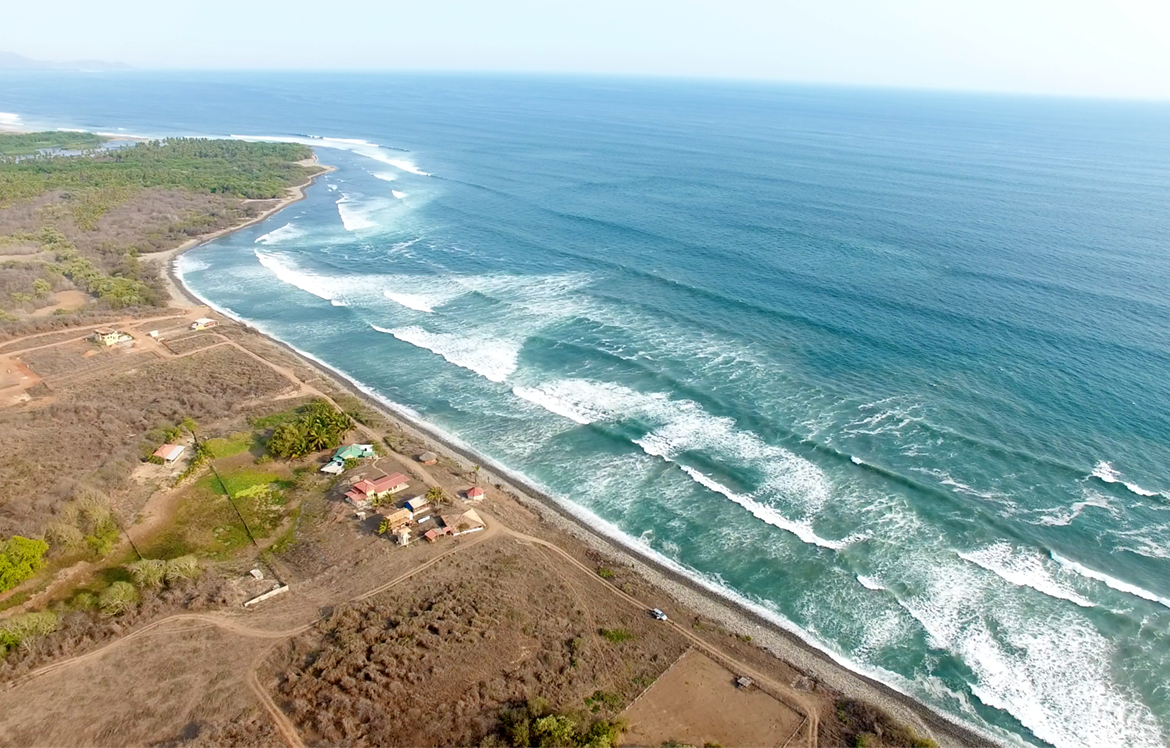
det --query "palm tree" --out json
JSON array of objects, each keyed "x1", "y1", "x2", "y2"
[{"x1": 471, "y1": 464, "x2": 481, "y2": 486}]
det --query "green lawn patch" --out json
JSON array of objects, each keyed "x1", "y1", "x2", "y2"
[{"x1": 202, "y1": 431, "x2": 257, "y2": 459}]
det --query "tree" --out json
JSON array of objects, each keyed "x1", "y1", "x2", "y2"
[
  {"x1": 532, "y1": 715, "x2": 576, "y2": 747},
  {"x1": 425, "y1": 485, "x2": 449, "y2": 506},
  {"x1": 32, "y1": 278, "x2": 50, "y2": 298},
  {"x1": 0, "y1": 536, "x2": 49, "y2": 592}
]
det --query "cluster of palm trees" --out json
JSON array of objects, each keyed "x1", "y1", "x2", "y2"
[{"x1": 266, "y1": 401, "x2": 353, "y2": 459}]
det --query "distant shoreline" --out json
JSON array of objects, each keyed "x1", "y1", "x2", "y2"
[{"x1": 167, "y1": 154, "x2": 1001, "y2": 748}]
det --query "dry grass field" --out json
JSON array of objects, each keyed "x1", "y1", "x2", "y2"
[
  {"x1": 263, "y1": 536, "x2": 690, "y2": 746},
  {"x1": 622, "y1": 648, "x2": 804, "y2": 747},
  {"x1": 0, "y1": 340, "x2": 292, "y2": 537}
]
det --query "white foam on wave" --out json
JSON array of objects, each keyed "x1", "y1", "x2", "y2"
[
  {"x1": 369, "y1": 171, "x2": 396, "y2": 182},
  {"x1": 335, "y1": 194, "x2": 379, "y2": 232},
  {"x1": 1037, "y1": 488, "x2": 1114, "y2": 527},
  {"x1": 391, "y1": 190, "x2": 407, "y2": 199},
  {"x1": 380, "y1": 276, "x2": 464, "y2": 313},
  {"x1": 382, "y1": 291, "x2": 440, "y2": 313},
  {"x1": 373, "y1": 324, "x2": 519, "y2": 383},
  {"x1": 253, "y1": 250, "x2": 337, "y2": 301},
  {"x1": 174, "y1": 254, "x2": 210, "y2": 276},
  {"x1": 231, "y1": 134, "x2": 432, "y2": 176},
  {"x1": 894, "y1": 560, "x2": 1163, "y2": 748},
  {"x1": 254, "y1": 222, "x2": 305, "y2": 245},
  {"x1": 1090, "y1": 461, "x2": 1161, "y2": 498},
  {"x1": 856, "y1": 575, "x2": 886, "y2": 591},
  {"x1": 678, "y1": 465, "x2": 847, "y2": 550},
  {"x1": 958, "y1": 543, "x2": 1094, "y2": 608},
  {"x1": 511, "y1": 378, "x2": 852, "y2": 549},
  {"x1": 1051, "y1": 553, "x2": 1170, "y2": 609}
]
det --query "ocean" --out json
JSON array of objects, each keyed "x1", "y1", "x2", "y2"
[{"x1": 3, "y1": 72, "x2": 1169, "y2": 748}]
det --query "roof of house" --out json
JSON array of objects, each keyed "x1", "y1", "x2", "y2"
[
  {"x1": 193, "y1": 317, "x2": 213, "y2": 325},
  {"x1": 153, "y1": 444, "x2": 185, "y2": 461},
  {"x1": 405, "y1": 497, "x2": 428, "y2": 509},
  {"x1": 347, "y1": 473, "x2": 409, "y2": 501},
  {"x1": 418, "y1": 451, "x2": 437, "y2": 461},
  {"x1": 461, "y1": 508, "x2": 484, "y2": 527},
  {"x1": 334, "y1": 444, "x2": 371, "y2": 460},
  {"x1": 369, "y1": 473, "x2": 408, "y2": 492},
  {"x1": 424, "y1": 528, "x2": 440, "y2": 541},
  {"x1": 94, "y1": 327, "x2": 116, "y2": 335},
  {"x1": 466, "y1": 486, "x2": 485, "y2": 498}
]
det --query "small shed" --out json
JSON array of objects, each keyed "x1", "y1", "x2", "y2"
[
  {"x1": 190, "y1": 318, "x2": 217, "y2": 330},
  {"x1": 424, "y1": 528, "x2": 440, "y2": 543},
  {"x1": 319, "y1": 459, "x2": 345, "y2": 475},
  {"x1": 466, "y1": 486, "x2": 485, "y2": 501},
  {"x1": 153, "y1": 444, "x2": 186, "y2": 464},
  {"x1": 404, "y1": 497, "x2": 429, "y2": 514},
  {"x1": 380, "y1": 507, "x2": 412, "y2": 531},
  {"x1": 736, "y1": 676, "x2": 754, "y2": 690},
  {"x1": 394, "y1": 526, "x2": 412, "y2": 546},
  {"x1": 418, "y1": 451, "x2": 437, "y2": 465}
]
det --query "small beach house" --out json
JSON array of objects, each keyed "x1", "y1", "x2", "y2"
[
  {"x1": 345, "y1": 472, "x2": 410, "y2": 505},
  {"x1": 465, "y1": 486, "x2": 485, "y2": 501},
  {"x1": 153, "y1": 444, "x2": 186, "y2": 464}
]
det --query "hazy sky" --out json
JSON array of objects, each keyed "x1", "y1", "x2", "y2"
[{"x1": 4, "y1": 0, "x2": 1170, "y2": 99}]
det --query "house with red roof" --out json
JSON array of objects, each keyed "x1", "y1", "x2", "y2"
[
  {"x1": 153, "y1": 444, "x2": 186, "y2": 464},
  {"x1": 344, "y1": 472, "x2": 409, "y2": 506},
  {"x1": 465, "y1": 486, "x2": 485, "y2": 501}
]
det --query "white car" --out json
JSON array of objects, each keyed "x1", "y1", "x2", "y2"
[{"x1": 651, "y1": 608, "x2": 668, "y2": 621}]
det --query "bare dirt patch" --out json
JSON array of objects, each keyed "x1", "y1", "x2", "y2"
[{"x1": 623, "y1": 648, "x2": 804, "y2": 748}]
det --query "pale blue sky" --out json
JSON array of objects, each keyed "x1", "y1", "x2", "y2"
[{"x1": 3, "y1": 0, "x2": 1170, "y2": 99}]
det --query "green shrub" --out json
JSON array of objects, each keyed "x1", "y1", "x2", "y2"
[
  {"x1": 98, "y1": 581, "x2": 138, "y2": 616},
  {"x1": 43, "y1": 522, "x2": 84, "y2": 552},
  {"x1": 148, "y1": 455, "x2": 165, "y2": 465},
  {"x1": 599, "y1": 628, "x2": 633, "y2": 643},
  {"x1": 0, "y1": 536, "x2": 50, "y2": 592},
  {"x1": 163, "y1": 555, "x2": 200, "y2": 583},
  {"x1": 126, "y1": 558, "x2": 167, "y2": 588},
  {"x1": 84, "y1": 515, "x2": 120, "y2": 557},
  {"x1": 0, "y1": 610, "x2": 59, "y2": 657},
  {"x1": 596, "y1": 567, "x2": 615, "y2": 579}
]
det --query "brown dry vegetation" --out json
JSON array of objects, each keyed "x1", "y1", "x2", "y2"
[
  {"x1": 0, "y1": 344, "x2": 292, "y2": 537},
  {"x1": 264, "y1": 537, "x2": 689, "y2": 747}
]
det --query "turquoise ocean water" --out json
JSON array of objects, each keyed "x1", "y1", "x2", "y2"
[{"x1": 3, "y1": 73, "x2": 1169, "y2": 748}]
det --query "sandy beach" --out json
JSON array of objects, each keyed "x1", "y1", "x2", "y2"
[{"x1": 163, "y1": 158, "x2": 999, "y2": 748}]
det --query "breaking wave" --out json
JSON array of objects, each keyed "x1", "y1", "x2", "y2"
[
  {"x1": 254, "y1": 222, "x2": 305, "y2": 245},
  {"x1": 372, "y1": 324, "x2": 519, "y2": 383},
  {"x1": 1090, "y1": 461, "x2": 1162, "y2": 498},
  {"x1": 512, "y1": 378, "x2": 854, "y2": 550},
  {"x1": 958, "y1": 543, "x2": 1093, "y2": 607},
  {"x1": 335, "y1": 194, "x2": 379, "y2": 232},
  {"x1": 1051, "y1": 553, "x2": 1170, "y2": 609},
  {"x1": 253, "y1": 250, "x2": 336, "y2": 301}
]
